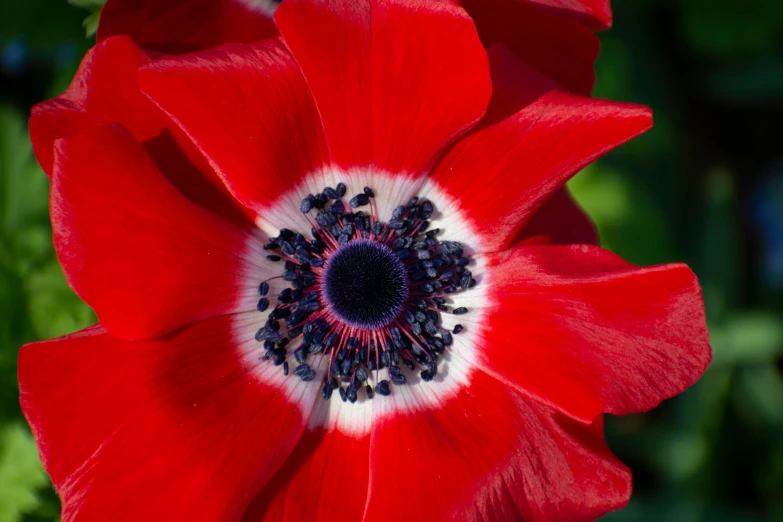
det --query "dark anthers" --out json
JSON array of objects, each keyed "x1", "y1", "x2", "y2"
[{"x1": 254, "y1": 181, "x2": 475, "y2": 403}]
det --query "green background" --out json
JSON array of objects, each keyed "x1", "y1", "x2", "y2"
[{"x1": 0, "y1": 0, "x2": 782, "y2": 520}]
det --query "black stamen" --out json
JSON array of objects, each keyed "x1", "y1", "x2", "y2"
[
  {"x1": 349, "y1": 193, "x2": 371, "y2": 208},
  {"x1": 376, "y1": 380, "x2": 391, "y2": 396},
  {"x1": 322, "y1": 240, "x2": 408, "y2": 329},
  {"x1": 254, "y1": 181, "x2": 476, "y2": 403}
]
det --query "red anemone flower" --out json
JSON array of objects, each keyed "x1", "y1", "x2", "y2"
[
  {"x1": 98, "y1": 0, "x2": 607, "y2": 95},
  {"x1": 21, "y1": 0, "x2": 710, "y2": 521}
]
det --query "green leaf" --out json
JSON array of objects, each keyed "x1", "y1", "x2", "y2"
[
  {"x1": 680, "y1": 0, "x2": 783, "y2": 58},
  {"x1": 568, "y1": 163, "x2": 632, "y2": 226},
  {"x1": 710, "y1": 313, "x2": 783, "y2": 366},
  {"x1": 26, "y1": 262, "x2": 96, "y2": 341},
  {"x1": 0, "y1": 423, "x2": 49, "y2": 522},
  {"x1": 68, "y1": 0, "x2": 106, "y2": 37},
  {"x1": 82, "y1": 10, "x2": 101, "y2": 37},
  {"x1": 0, "y1": 107, "x2": 94, "y2": 342},
  {"x1": 0, "y1": 107, "x2": 52, "y2": 274},
  {"x1": 0, "y1": 0, "x2": 90, "y2": 48},
  {"x1": 734, "y1": 365, "x2": 783, "y2": 429},
  {"x1": 568, "y1": 163, "x2": 676, "y2": 265},
  {"x1": 652, "y1": 432, "x2": 710, "y2": 480},
  {"x1": 68, "y1": 0, "x2": 106, "y2": 8}
]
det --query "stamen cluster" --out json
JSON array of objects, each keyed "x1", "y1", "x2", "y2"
[{"x1": 255, "y1": 182, "x2": 474, "y2": 403}]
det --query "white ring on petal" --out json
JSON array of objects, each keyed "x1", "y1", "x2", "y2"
[
  {"x1": 416, "y1": 177, "x2": 489, "y2": 255},
  {"x1": 233, "y1": 311, "x2": 321, "y2": 415},
  {"x1": 256, "y1": 167, "x2": 424, "y2": 237},
  {"x1": 247, "y1": 172, "x2": 492, "y2": 437},
  {"x1": 235, "y1": 227, "x2": 281, "y2": 314}
]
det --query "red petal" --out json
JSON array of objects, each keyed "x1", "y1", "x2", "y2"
[
  {"x1": 475, "y1": 244, "x2": 711, "y2": 422},
  {"x1": 365, "y1": 371, "x2": 631, "y2": 522},
  {"x1": 461, "y1": 0, "x2": 603, "y2": 95},
  {"x1": 507, "y1": 0, "x2": 611, "y2": 30},
  {"x1": 30, "y1": 35, "x2": 255, "y2": 228},
  {"x1": 138, "y1": 38, "x2": 330, "y2": 218},
  {"x1": 425, "y1": 46, "x2": 650, "y2": 253},
  {"x1": 275, "y1": 0, "x2": 491, "y2": 175},
  {"x1": 29, "y1": 36, "x2": 160, "y2": 177},
  {"x1": 515, "y1": 187, "x2": 599, "y2": 246},
  {"x1": 143, "y1": 129, "x2": 257, "y2": 230},
  {"x1": 51, "y1": 122, "x2": 267, "y2": 340},
  {"x1": 242, "y1": 403, "x2": 370, "y2": 521},
  {"x1": 97, "y1": 0, "x2": 278, "y2": 54},
  {"x1": 19, "y1": 316, "x2": 316, "y2": 521}
]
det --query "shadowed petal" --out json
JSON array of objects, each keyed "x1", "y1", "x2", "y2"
[
  {"x1": 51, "y1": 122, "x2": 268, "y2": 340},
  {"x1": 19, "y1": 316, "x2": 319, "y2": 521},
  {"x1": 97, "y1": 0, "x2": 278, "y2": 54}
]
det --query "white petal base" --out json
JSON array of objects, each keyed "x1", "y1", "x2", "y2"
[{"x1": 242, "y1": 169, "x2": 494, "y2": 436}]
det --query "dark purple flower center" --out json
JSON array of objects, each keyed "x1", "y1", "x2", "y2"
[
  {"x1": 321, "y1": 239, "x2": 409, "y2": 329},
  {"x1": 255, "y1": 182, "x2": 475, "y2": 403}
]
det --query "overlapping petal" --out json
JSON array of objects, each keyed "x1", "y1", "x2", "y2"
[
  {"x1": 516, "y1": 187, "x2": 599, "y2": 246},
  {"x1": 470, "y1": 244, "x2": 711, "y2": 422},
  {"x1": 98, "y1": 0, "x2": 278, "y2": 54},
  {"x1": 96, "y1": 0, "x2": 607, "y2": 96},
  {"x1": 365, "y1": 371, "x2": 630, "y2": 522},
  {"x1": 138, "y1": 38, "x2": 330, "y2": 218},
  {"x1": 18, "y1": 315, "x2": 318, "y2": 521},
  {"x1": 422, "y1": 46, "x2": 650, "y2": 253},
  {"x1": 30, "y1": 35, "x2": 255, "y2": 228},
  {"x1": 29, "y1": 36, "x2": 160, "y2": 176},
  {"x1": 241, "y1": 401, "x2": 371, "y2": 522},
  {"x1": 514, "y1": 0, "x2": 612, "y2": 30},
  {"x1": 51, "y1": 122, "x2": 267, "y2": 340},
  {"x1": 275, "y1": 0, "x2": 491, "y2": 176},
  {"x1": 140, "y1": 0, "x2": 493, "y2": 233},
  {"x1": 460, "y1": 0, "x2": 604, "y2": 95}
]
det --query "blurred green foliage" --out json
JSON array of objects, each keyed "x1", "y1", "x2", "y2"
[
  {"x1": 0, "y1": 105, "x2": 96, "y2": 520},
  {"x1": 67, "y1": 0, "x2": 105, "y2": 36},
  {"x1": 570, "y1": 2, "x2": 783, "y2": 520},
  {"x1": 0, "y1": 0, "x2": 782, "y2": 521}
]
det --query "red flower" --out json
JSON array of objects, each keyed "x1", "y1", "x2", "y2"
[
  {"x1": 21, "y1": 0, "x2": 710, "y2": 521},
  {"x1": 98, "y1": 0, "x2": 608, "y2": 94}
]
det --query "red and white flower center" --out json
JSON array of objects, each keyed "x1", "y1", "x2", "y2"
[
  {"x1": 260, "y1": 180, "x2": 476, "y2": 393},
  {"x1": 236, "y1": 173, "x2": 490, "y2": 435}
]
